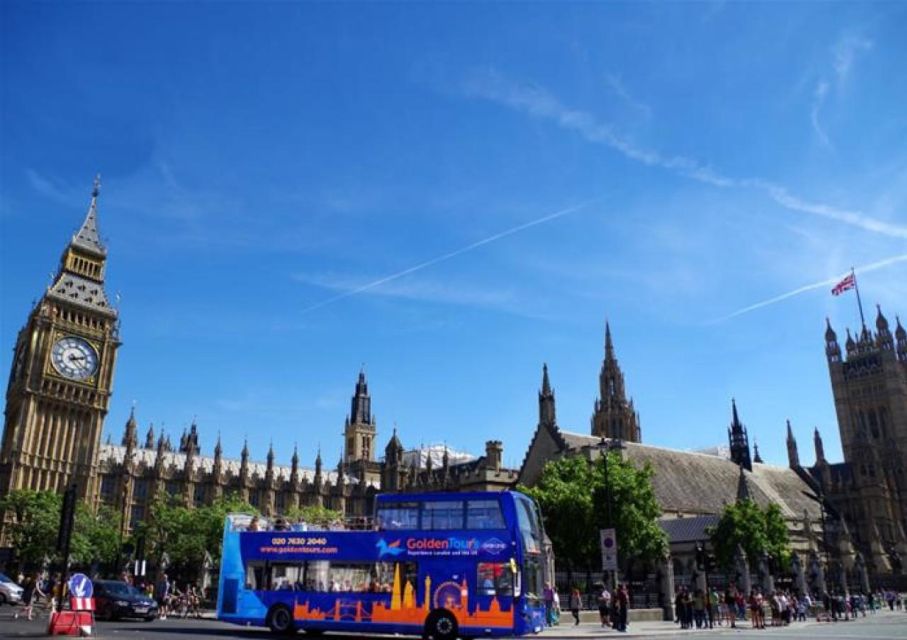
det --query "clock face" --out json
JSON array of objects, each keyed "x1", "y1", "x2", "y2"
[{"x1": 51, "y1": 336, "x2": 99, "y2": 381}]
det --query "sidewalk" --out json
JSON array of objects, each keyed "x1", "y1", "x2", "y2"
[{"x1": 538, "y1": 619, "x2": 813, "y2": 638}]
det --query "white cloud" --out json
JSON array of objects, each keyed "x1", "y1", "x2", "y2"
[
  {"x1": 833, "y1": 36, "x2": 873, "y2": 83},
  {"x1": 810, "y1": 81, "x2": 832, "y2": 149},
  {"x1": 463, "y1": 70, "x2": 907, "y2": 240},
  {"x1": 604, "y1": 73, "x2": 652, "y2": 118},
  {"x1": 810, "y1": 34, "x2": 873, "y2": 148}
]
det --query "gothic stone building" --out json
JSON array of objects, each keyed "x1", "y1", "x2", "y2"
[
  {"x1": 0, "y1": 184, "x2": 517, "y2": 541},
  {"x1": 517, "y1": 324, "x2": 906, "y2": 588},
  {"x1": 786, "y1": 312, "x2": 907, "y2": 576}
]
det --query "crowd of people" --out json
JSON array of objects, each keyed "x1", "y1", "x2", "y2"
[
  {"x1": 13, "y1": 571, "x2": 65, "y2": 620},
  {"x1": 120, "y1": 571, "x2": 204, "y2": 619},
  {"x1": 536, "y1": 580, "x2": 904, "y2": 632},
  {"x1": 542, "y1": 581, "x2": 632, "y2": 632},
  {"x1": 672, "y1": 583, "x2": 905, "y2": 630}
]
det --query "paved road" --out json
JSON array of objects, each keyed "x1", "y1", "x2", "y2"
[{"x1": 0, "y1": 608, "x2": 904, "y2": 639}]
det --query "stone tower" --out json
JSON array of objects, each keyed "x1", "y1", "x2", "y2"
[
  {"x1": 0, "y1": 177, "x2": 121, "y2": 504},
  {"x1": 344, "y1": 369, "x2": 377, "y2": 464},
  {"x1": 591, "y1": 322, "x2": 641, "y2": 442},
  {"x1": 825, "y1": 310, "x2": 907, "y2": 556},
  {"x1": 728, "y1": 399, "x2": 752, "y2": 472}
]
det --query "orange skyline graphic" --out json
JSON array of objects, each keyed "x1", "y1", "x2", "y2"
[{"x1": 292, "y1": 565, "x2": 511, "y2": 629}]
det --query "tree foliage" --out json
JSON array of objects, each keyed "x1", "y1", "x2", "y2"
[
  {"x1": 133, "y1": 493, "x2": 258, "y2": 581},
  {"x1": 520, "y1": 452, "x2": 667, "y2": 571},
  {"x1": 0, "y1": 489, "x2": 61, "y2": 568},
  {"x1": 1, "y1": 490, "x2": 123, "y2": 571},
  {"x1": 71, "y1": 504, "x2": 122, "y2": 567},
  {"x1": 709, "y1": 499, "x2": 791, "y2": 570},
  {"x1": 284, "y1": 504, "x2": 343, "y2": 528}
]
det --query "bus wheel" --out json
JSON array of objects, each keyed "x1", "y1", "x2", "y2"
[
  {"x1": 424, "y1": 609, "x2": 458, "y2": 640},
  {"x1": 267, "y1": 604, "x2": 295, "y2": 635}
]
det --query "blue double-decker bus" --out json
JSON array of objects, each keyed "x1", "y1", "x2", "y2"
[{"x1": 216, "y1": 490, "x2": 548, "y2": 638}]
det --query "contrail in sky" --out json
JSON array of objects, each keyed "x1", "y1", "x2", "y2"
[
  {"x1": 299, "y1": 200, "x2": 595, "y2": 315},
  {"x1": 714, "y1": 253, "x2": 907, "y2": 323}
]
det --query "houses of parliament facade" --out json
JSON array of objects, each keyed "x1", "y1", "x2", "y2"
[{"x1": 2, "y1": 183, "x2": 906, "y2": 581}]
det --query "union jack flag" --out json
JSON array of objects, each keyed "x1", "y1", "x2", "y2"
[{"x1": 831, "y1": 273, "x2": 856, "y2": 296}]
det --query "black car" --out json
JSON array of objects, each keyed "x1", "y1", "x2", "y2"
[{"x1": 93, "y1": 580, "x2": 158, "y2": 621}]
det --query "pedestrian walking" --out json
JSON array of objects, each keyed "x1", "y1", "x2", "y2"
[
  {"x1": 569, "y1": 587, "x2": 582, "y2": 626},
  {"x1": 543, "y1": 582, "x2": 555, "y2": 626},
  {"x1": 597, "y1": 583, "x2": 611, "y2": 628},
  {"x1": 617, "y1": 583, "x2": 630, "y2": 632},
  {"x1": 724, "y1": 583, "x2": 737, "y2": 628},
  {"x1": 156, "y1": 573, "x2": 171, "y2": 620},
  {"x1": 16, "y1": 574, "x2": 39, "y2": 620}
]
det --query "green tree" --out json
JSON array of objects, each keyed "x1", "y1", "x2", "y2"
[
  {"x1": 133, "y1": 493, "x2": 258, "y2": 581},
  {"x1": 520, "y1": 451, "x2": 667, "y2": 572},
  {"x1": 0, "y1": 489, "x2": 61, "y2": 568},
  {"x1": 520, "y1": 456, "x2": 597, "y2": 571},
  {"x1": 284, "y1": 504, "x2": 343, "y2": 528},
  {"x1": 709, "y1": 499, "x2": 791, "y2": 570},
  {"x1": 71, "y1": 504, "x2": 122, "y2": 568}
]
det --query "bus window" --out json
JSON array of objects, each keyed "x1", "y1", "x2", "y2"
[
  {"x1": 421, "y1": 500, "x2": 465, "y2": 530},
  {"x1": 270, "y1": 563, "x2": 303, "y2": 591},
  {"x1": 515, "y1": 498, "x2": 542, "y2": 554},
  {"x1": 466, "y1": 499, "x2": 506, "y2": 529},
  {"x1": 245, "y1": 562, "x2": 267, "y2": 590},
  {"x1": 477, "y1": 562, "x2": 514, "y2": 597},
  {"x1": 307, "y1": 560, "x2": 330, "y2": 591},
  {"x1": 376, "y1": 501, "x2": 419, "y2": 530},
  {"x1": 521, "y1": 555, "x2": 543, "y2": 604}
]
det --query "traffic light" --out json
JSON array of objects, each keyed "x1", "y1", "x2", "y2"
[
  {"x1": 705, "y1": 553, "x2": 717, "y2": 573},
  {"x1": 695, "y1": 543, "x2": 706, "y2": 571}
]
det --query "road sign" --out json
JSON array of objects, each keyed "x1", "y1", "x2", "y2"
[
  {"x1": 600, "y1": 528, "x2": 618, "y2": 571},
  {"x1": 68, "y1": 572, "x2": 93, "y2": 598}
]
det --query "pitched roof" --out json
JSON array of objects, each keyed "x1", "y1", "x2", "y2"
[
  {"x1": 47, "y1": 272, "x2": 117, "y2": 317},
  {"x1": 549, "y1": 428, "x2": 822, "y2": 521},
  {"x1": 659, "y1": 515, "x2": 720, "y2": 544}
]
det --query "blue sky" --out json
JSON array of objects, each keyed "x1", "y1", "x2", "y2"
[{"x1": 2, "y1": 2, "x2": 906, "y2": 471}]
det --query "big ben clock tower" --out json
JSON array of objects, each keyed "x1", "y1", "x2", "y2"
[{"x1": 0, "y1": 177, "x2": 120, "y2": 505}]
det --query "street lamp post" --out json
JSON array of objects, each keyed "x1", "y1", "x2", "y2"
[{"x1": 597, "y1": 437, "x2": 624, "y2": 591}]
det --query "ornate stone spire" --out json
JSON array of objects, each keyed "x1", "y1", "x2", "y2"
[
  {"x1": 240, "y1": 438, "x2": 250, "y2": 481},
  {"x1": 736, "y1": 465, "x2": 751, "y2": 502},
  {"x1": 814, "y1": 427, "x2": 826, "y2": 464},
  {"x1": 213, "y1": 432, "x2": 223, "y2": 476},
  {"x1": 786, "y1": 420, "x2": 800, "y2": 468},
  {"x1": 538, "y1": 363, "x2": 557, "y2": 428},
  {"x1": 145, "y1": 423, "x2": 155, "y2": 449},
  {"x1": 728, "y1": 398, "x2": 752, "y2": 471},
  {"x1": 71, "y1": 174, "x2": 107, "y2": 257},
  {"x1": 591, "y1": 321, "x2": 641, "y2": 442},
  {"x1": 752, "y1": 439, "x2": 763, "y2": 464},
  {"x1": 122, "y1": 405, "x2": 138, "y2": 449},
  {"x1": 385, "y1": 428, "x2": 404, "y2": 464},
  {"x1": 825, "y1": 318, "x2": 841, "y2": 362}
]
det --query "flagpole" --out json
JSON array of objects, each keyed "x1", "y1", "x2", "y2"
[{"x1": 851, "y1": 267, "x2": 866, "y2": 330}]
